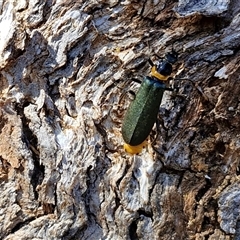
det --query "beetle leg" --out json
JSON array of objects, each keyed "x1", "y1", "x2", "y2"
[
  {"x1": 174, "y1": 78, "x2": 209, "y2": 102},
  {"x1": 131, "y1": 78, "x2": 142, "y2": 84},
  {"x1": 127, "y1": 78, "x2": 142, "y2": 99},
  {"x1": 164, "y1": 87, "x2": 174, "y2": 91},
  {"x1": 128, "y1": 90, "x2": 136, "y2": 99},
  {"x1": 148, "y1": 58, "x2": 154, "y2": 67}
]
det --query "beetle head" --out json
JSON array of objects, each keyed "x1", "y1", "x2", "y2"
[{"x1": 165, "y1": 50, "x2": 178, "y2": 64}]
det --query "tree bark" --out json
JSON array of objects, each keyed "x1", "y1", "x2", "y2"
[{"x1": 1, "y1": 0, "x2": 240, "y2": 239}]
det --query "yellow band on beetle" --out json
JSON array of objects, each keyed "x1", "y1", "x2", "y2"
[
  {"x1": 151, "y1": 66, "x2": 169, "y2": 81},
  {"x1": 123, "y1": 141, "x2": 147, "y2": 155}
]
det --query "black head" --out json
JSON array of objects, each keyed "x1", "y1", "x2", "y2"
[{"x1": 165, "y1": 51, "x2": 178, "y2": 64}]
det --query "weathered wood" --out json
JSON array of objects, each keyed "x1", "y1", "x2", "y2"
[{"x1": 0, "y1": 0, "x2": 240, "y2": 239}]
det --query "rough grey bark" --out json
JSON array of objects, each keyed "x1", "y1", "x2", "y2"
[{"x1": 0, "y1": 0, "x2": 240, "y2": 239}]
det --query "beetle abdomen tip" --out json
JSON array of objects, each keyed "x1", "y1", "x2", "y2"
[{"x1": 123, "y1": 141, "x2": 147, "y2": 155}]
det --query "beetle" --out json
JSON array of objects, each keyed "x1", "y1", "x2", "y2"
[{"x1": 121, "y1": 51, "x2": 178, "y2": 154}]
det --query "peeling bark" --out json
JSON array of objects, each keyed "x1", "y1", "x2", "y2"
[{"x1": 0, "y1": 0, "x2": 240, "y2": 239}]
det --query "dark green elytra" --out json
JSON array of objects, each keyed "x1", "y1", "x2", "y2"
[{"x1": 121, "y1": 76, "x2": 167, "y2": 146}]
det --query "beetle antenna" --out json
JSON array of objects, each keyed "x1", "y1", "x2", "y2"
[
  {"x1": 174, "y1": 78, "x2": 209, "y2": 101},
  {"x1": 149, "y1": 53, "x2": 163, "y2": 67},
  {"x1": 153, "y1": 53, "x2": 162, "y2": 60},
  {"x1": 148, "y1": 58, "x2": 154, "y2": 67}
]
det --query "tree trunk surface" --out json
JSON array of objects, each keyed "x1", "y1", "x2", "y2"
[{"x1": 1, "y1": 1, "x2": 240, "y2": 239}]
